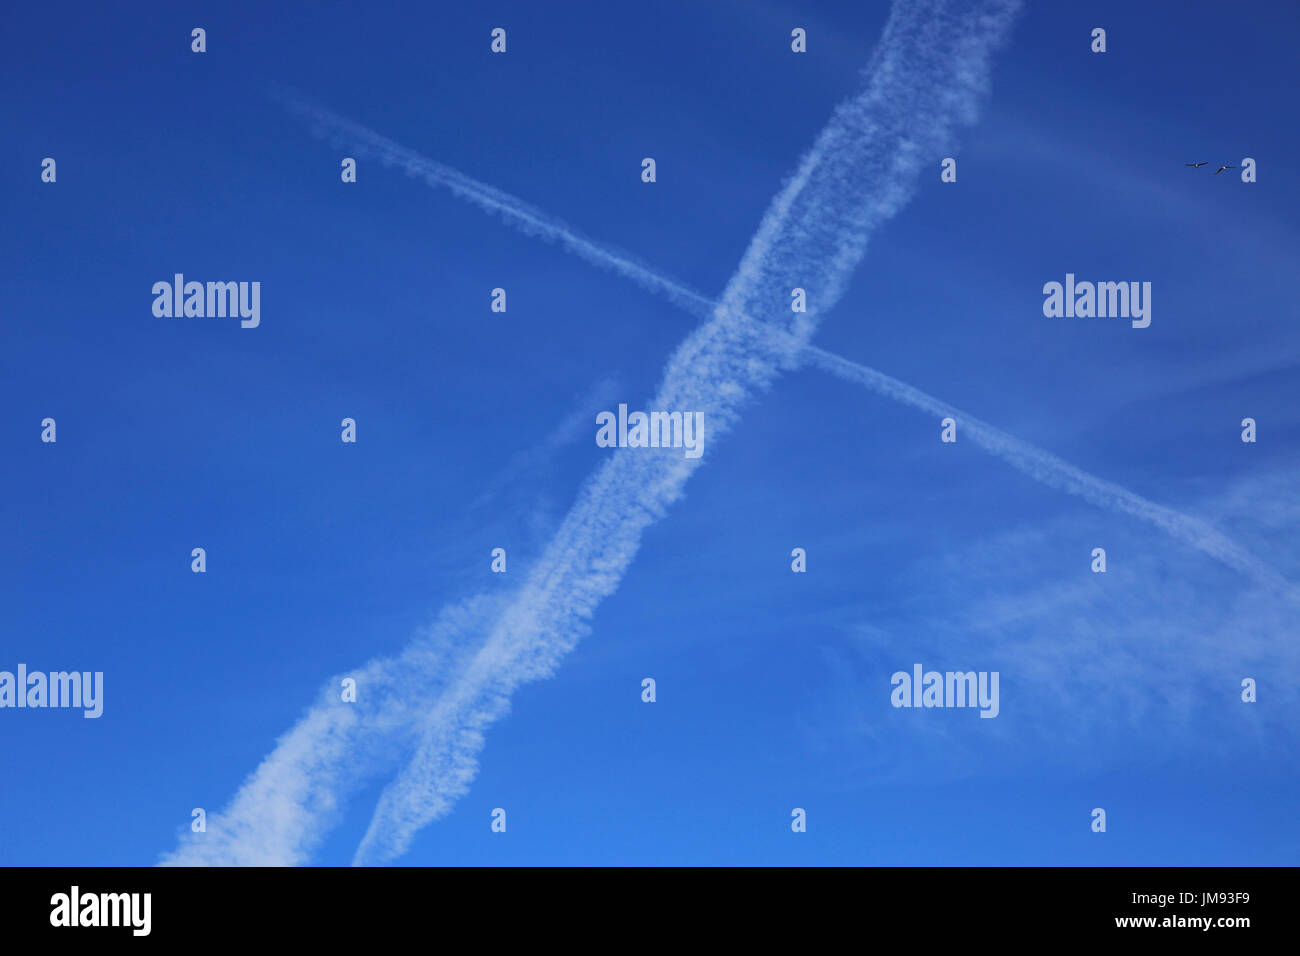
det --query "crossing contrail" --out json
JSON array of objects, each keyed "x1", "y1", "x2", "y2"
[
  {"x1": 351, "y1": 0, "x2": 1023, "y2": 864},
  {"x1": 165, "y1": 0, "x2": 1027, "y2": 865},
  {"x1": 279, "y1": 65, "x2": 1296, "y2": 603}
]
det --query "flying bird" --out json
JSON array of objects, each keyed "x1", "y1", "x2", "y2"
[
  {"x1": 1185, "y1": 162, "x2": 1208, "y2": 167},
  {"x1": 1214, "y1": 165, "x2": 1236, "y2": 175}
]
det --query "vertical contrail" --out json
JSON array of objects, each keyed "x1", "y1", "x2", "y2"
[{"x1": 352, "y1": 0, "x2": 1023, "y2": 864}]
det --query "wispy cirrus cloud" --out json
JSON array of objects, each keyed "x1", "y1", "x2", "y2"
[{"x1": 789, "y1": 466, "x2": 1300, "y2": 798}]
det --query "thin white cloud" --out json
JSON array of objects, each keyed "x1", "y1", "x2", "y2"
[
  {"x1": 844, "y1": 476, "x2": 1300, "y2": 769},
  {"x1": 468, "y1": 375, "x2": 622, "y2": 512},
  {"x1": 789, "y1": 466, "x2": 1300, "y2": 799}
]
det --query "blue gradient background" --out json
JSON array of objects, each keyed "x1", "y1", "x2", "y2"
[{"x1": 2, "y1": 0, "x2": 1297, "y2": 865}]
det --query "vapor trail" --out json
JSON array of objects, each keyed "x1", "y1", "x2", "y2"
[
  {"x1": 803, "y1": 345, "x2": 1299, "y2": 599},
  {"x1": 165, "y1": 0, "x2": 1021, "y2": 866},
  {"x1": 280, "y1": 67, "x2": 1296, "y2": 603},
  {"x1": 274, "y1": 88, "x2": 711, "y2": 318},
  {"x1": 352, "y1": 0, "x2": 1022, "y2": 864}
]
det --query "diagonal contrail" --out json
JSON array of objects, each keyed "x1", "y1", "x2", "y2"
[
  {"x1": 165, "y1": 0, "x2": 1024, "y2": 866},
  {"x1": 272, "y1": 91, "x2": 717, "y2": 319},
  {"x1": 802, "y1": 345, "x2": 1299, "y2": 599},
  {"x1": 350, "y1": 0, "x2": 1023, "y2": 864},
  {"x1": 279, "y1": 81, "x2": 1297, "y2": 602}
]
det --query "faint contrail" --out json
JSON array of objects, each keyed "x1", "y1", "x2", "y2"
[
  {"x1": 803, "y1": 345, "x2": 1299, "y2": 599},
  {"x1": 274, "y1": 87, "x2": 710, "y2": 319},
  {"x1": 166, "y1": 0, "x2": 1020, "y2": 866},
  {"x1": 351, "y1": 0, "x2": 1023, "y2": 864},
  {"x1": 280, "y1": 68, "x2": 1296, "y2": 602}
]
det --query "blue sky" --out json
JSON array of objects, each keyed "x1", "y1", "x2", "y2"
[{"x1": 2, "y1": 0, "x2": 1297, "y2": 866}]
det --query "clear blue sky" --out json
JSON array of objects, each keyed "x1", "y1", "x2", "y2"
[{"x1": 2, "y1": 0, "x2": 1297, "y2": 865}]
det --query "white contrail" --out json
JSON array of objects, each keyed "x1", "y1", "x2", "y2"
[
  {"x1": 280, "y1": 80, "x2": 1297, "y2": 602},
  {"x1": 159, "y1": 594, "x2": 507, "y2": 865},
  {"x1": 803, "y1": 345, "x2": 1300, "y2": 599},
  {"x1": 165, "y1": 0, "x2": 1019, "y2": 866},
  {"x1": 351, "y1": 0, "x2": 1023, "y2": 864},
  {"x1": 274, "y1": 88, "x2": 710, "y2": 319}
]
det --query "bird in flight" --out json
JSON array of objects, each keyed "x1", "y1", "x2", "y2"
[
  {"x1": 1214, "y1": 165, "x2": 1236, "y2": 175},
  {"x1": 1185, "y1": 162, "x2": 1208, "y2": 167}
]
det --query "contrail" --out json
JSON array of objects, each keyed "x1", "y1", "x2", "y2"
[
  {"x1": 165, "y1": 0, "x2": 1020, "y2": 866},
  {"x1": 352, "y1": 0, "x2": 1022, "y2": 864},
  {"x1": 274, "y1": 88, "x2": 710, "y2": 319},
  {"x1": 803, "y1": 345, "x2": 1300, "y2": 599},
  {"x1": 280, "y1": 77, "x2": 1297, "y2": 601}
]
